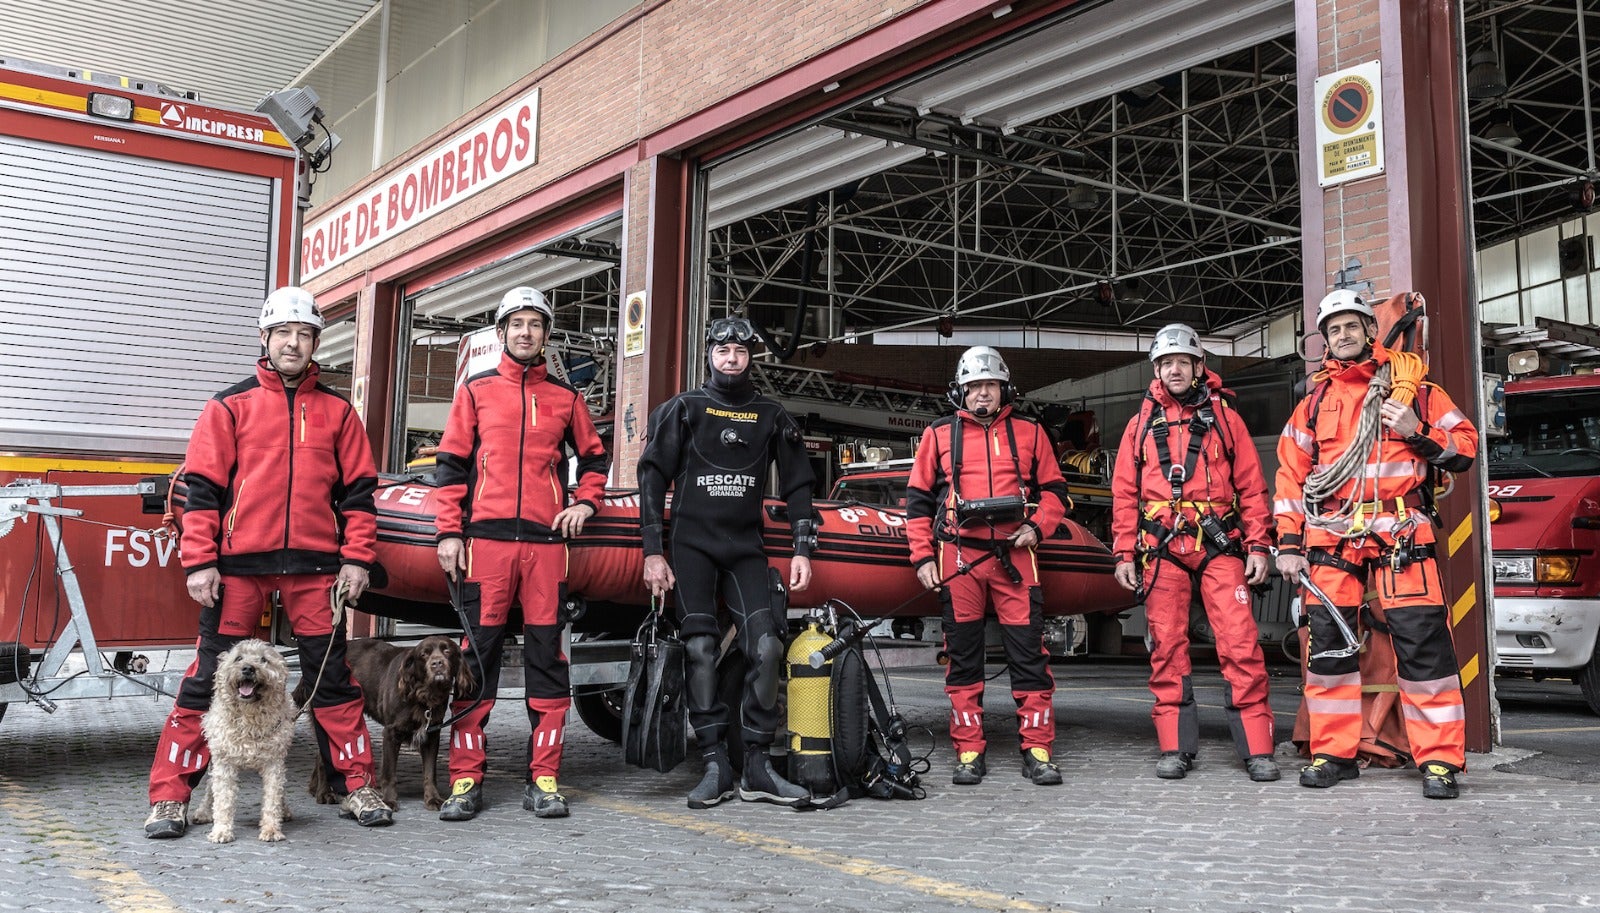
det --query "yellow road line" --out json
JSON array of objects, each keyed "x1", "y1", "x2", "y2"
[
  {"x1": 575, "y1": 790, "x2": 1084, "y2": 913},
  {"x1": 1500, "y1": 725, "x2": 1600, "y2": 735},
  {"x1": 0, "y1": 775, "x2": 182, "y2": 912}
]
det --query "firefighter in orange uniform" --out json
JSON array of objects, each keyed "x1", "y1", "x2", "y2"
[
  {"x1": 1111, "y1": 324, "x2": 1280, "y2": 782},
  {"x1": 907, "y1": 346, "x2": 1071, "y2": 786},
  {"x1": 1274, "y1": 290, "x2": 1477, "y2": 799}
]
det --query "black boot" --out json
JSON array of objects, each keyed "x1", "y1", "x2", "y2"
[
  {"x1": 739, "y1": 747, "x2": 809, "y2": 806},
  {"x1": 1155, "y1": 752, "x2": 1195, "y2": 780},
  {"x1": 1298, "y1": 755, "x2": 1360, "y2": 789},
  {"x1": 1420, "y1": 761, "x2": 1460, "y2": 800},
  {"x1": 687, "y1": 747, "x2": 736, "y2": 809}
]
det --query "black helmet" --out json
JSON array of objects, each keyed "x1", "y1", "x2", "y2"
[{"x1": 706, "y1": 316, "x2": 759, "y2": 347}]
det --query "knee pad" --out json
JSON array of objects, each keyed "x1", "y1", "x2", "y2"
[
  {"x1": 686, "y1": 635, "x2": 720, "y2": 706},
  {"x1": 752, "y1": 633, "x2": 785, "y2": 710},
  {"x1": 686, "y1": 634, "x2": 719, "y2": 669}
]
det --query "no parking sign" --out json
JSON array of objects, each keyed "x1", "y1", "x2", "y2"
[{"x1": 1315, "y1": 60, "x2": 1385, "y2": 187}]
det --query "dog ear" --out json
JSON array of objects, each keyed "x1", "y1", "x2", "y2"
[{"x1": 396, "y1": 648, "x2": 424, "y2": 698}]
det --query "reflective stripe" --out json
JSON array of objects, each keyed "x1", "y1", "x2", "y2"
[
  {"x1": 1399, "y1": 675, "x2": 1461, "y2": 697},
  {"x1": 1437, "y1": 440, "x2": 1457, "y2": 462},
  {"x1": 1274, "y1": 498, "x2": 1305, "y2": 515},
  {"x1": 1402, "y1": 702, "x2": 1466, "y2": 724},
  {"x1": 1305, "y1": 698, "x2": 1363, "y2": 715},
  {"x1": 1436, "y1": 409, "x2": 1467, "y2": 431},
  {"x1": 1282, "y1": 425, "x2": 1314, "y2": 454},
  {"x1": 1312, "y1": 461, "x2": 1422, "y2": 479},
  {"x1": 1305, "y1": 670, "x2": 1362, "y2": 690}
]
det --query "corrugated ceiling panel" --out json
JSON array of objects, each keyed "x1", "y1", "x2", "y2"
[{"x1": 0, "y1": 0, "x2": 380, "y2": 109}]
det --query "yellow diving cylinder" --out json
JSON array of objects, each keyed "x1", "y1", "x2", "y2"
[{"x1": 786, "y1": 621, "x2": 837, "y2": 793}]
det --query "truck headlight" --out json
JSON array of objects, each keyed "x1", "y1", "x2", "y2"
[
  {"x1": 1536, "y1": 554, "x2": 1579, "y2": 584},
  {"x1": 1492, "y1": 555, "x2": 1533, "y2": 583}
]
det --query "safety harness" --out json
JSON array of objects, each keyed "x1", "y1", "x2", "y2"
[
  {"x1": 943, "y1": 413, "x2": 1035, "y2": 584},
  {"x1": 1300, "y1": 377, "x2": 1441, "y2": 579},
  {"x1": 1130, "y1": 387, "x2": 1246, "y2": 593}
]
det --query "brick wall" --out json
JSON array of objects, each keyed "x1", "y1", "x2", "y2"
[
  {"x1": 307, "y1": 0, "x2": 932, "y2": 294},
  {"x1": 1317, "y1": 0, "x2": 1390, "y2": 298}
]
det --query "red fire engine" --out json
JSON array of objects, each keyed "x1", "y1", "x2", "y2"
[{"x1": 0, "y1": 59, "x2": 300, "y2": 718}]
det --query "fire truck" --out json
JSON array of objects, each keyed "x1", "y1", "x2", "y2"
[
  {"x1": 0, "y1": 59, "x2": 301, "y2": 720},
  {"x1": 1485, "y1": 368, "x2": 1600, "y2": 713}
]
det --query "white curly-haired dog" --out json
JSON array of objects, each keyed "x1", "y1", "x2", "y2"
[{"x1": 190, "y1": 639, "x2": 295, "y2": 843}]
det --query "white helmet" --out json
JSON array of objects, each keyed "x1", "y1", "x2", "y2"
[
  {"x1": 259, "y1": 286, "x2": 324, "y2": 331},
  {"x1": 954, "y1": 346, "x2": 1010, "y2": 388},
  {"x1": 1148, "y1": 323, "x2": 1205, "y2": 363},
  {"x1": 496, "y1": 286, "x2": 554, "y2": 326},
  {"x1": 1315, "y1": 288, "x2": 1374, "y2": 332}
]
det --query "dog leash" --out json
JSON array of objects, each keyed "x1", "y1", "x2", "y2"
[
  {"x1": 292, "y1": 579, "x2": 347, "y2": 722},
  {"x1": 424, "y1": 571, "x2": 487, "y2": 736}
]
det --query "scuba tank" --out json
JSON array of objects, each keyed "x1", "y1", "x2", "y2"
[
  {"x1": 786, "y1": 609, "x2": 875, "y2": 797},
  {"x1": 786, "y1": 620, "x2": 837, "y2": 794}
]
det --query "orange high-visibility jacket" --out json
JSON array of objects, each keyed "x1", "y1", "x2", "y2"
[{"x1": 1273, "y1": 343, "x2": 1477, "y2": 552}]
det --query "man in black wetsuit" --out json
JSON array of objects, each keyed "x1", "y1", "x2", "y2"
[{"x1": 637, "y1": 316, "x2": 818, "y2": 809}]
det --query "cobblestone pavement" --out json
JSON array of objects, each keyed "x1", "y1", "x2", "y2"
[{"x1": 1, "y1": 657, "x2": 1596, "y2": 913}]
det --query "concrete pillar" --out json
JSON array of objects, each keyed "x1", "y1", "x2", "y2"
[
  {"x1": 1298, "y1": 0, "x2": 1493, "y2": 751},
  {"x1": 613, "y1": 155, "x2": 690, "y2": 486}
]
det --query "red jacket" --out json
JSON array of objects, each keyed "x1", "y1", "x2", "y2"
[
  {"x1": 905, "y1": 405, "x2": 1069, "y2": 569},
  {"x1": 1110, "y1": 372, "x2": 1271, "y2": 562},
  {"x1": 435, "y1": 353, "x2": 609, "y2": 542},
  {"x1": 1274, "y1": 342, "x2": 1477, "y2": 551},
  {"x1": 181, "y1": 359, "x2": 378, "y2": 575}
]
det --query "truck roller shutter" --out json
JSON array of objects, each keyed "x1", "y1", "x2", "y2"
[{"x1": 0, "y1": 135, "x2": 275, "y2": 457}]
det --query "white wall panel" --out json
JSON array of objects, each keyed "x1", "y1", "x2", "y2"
[{"x1": 0, "y1": 137, "x2": 273, "y2": 455}]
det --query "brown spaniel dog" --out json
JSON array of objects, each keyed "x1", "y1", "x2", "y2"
[{"x1": 301, "y1": 635, "x2": 476, "y2": 811}]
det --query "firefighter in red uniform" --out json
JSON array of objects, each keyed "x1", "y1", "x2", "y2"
[
  {"x1": 145, "y1": 286, "x2": 392, "y2": 838},
  {"x1": 1111, "y1": 324, "x2": 1281, "y2": 783},
  {"x1": 433, "y1": 286, "x2": 609, "y2": 821},
  {"x1": 907, "y1": 346, "x2": 1071, "y2": 786},
  {"x1": 1275, "y1": 289, "x2": 1477, "y2": 799}
]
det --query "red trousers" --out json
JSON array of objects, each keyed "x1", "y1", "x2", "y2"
[
  {"x1": 149, "y1": 574, "x2": 374, "y2": 803},
  {"x1": 448, "y1": 538, "x2": 570, "y2": 783},
  {"x1": 1302, "y1": 534, "x2": 1465, "y2": 769},
  {"x1": 937, "y1": 539, "x2": 1055, "y2": 755},
  {"x1": 1141, "y1": 546, "x2": 1274, "y2": 758}
]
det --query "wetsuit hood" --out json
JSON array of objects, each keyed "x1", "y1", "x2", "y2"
[{"x1": 705, "y1": 346, "x2": 755, "y2": 404}]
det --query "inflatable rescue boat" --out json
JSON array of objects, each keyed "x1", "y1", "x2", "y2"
[{"x1": 366, "y1": 473, "x2": 1132, "y2": 620}]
